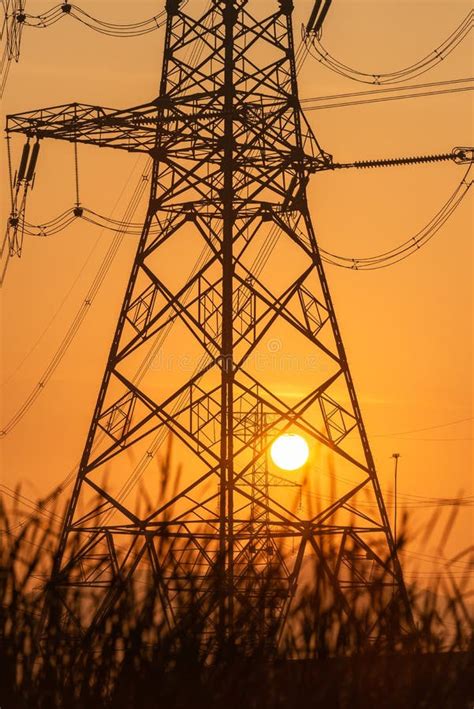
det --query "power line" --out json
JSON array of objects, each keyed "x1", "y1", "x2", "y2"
[
  {"x1": 0, "y1": 1, "x2": 189, "y2": 97},
  {"x1": 301, "y1": 488, "x2": 474, "y2": 510},
  {"x1": 304, "y1": 10, "x2": 473, "y2": 86},
  {"x1": 8, "y1": 3, "x2": 169, "y2": 36},
  {"x1": 1, "y1": 158, "x2": 145, "y2": 389},
  {"x1": 372, "y1": 417, "x2": 473, "y2": 437},
  {"x1": 400, "y1": 548, "x2": 474, "y2": 572},
  {"x1": 0, "y1": 162, "x2": 152, "y2": 436},
  {"x1": 378, "y1": 437, "x2": 472, "y2": 442},
  {"x1": 319, "y1": 164, "x2": 472, "y2": 270},
  {"x1": 12, "y1": 157, "x2": 473, "y2": 275},
  {"x1": 301, "y1": 79, "x2": 473, "y2": 111},
  {"x1": 300, "y1": 77, "x2": 474, "y2": 105}
]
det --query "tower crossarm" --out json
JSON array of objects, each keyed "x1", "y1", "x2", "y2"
[
  {"x1": 6, "y1": 97, "x2": 335, "y2": 167},
  {"x1": 6, "y1": 100, "x2": 163, "y2": 153}
]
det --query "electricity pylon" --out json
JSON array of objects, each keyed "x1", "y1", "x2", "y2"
[{"x1": 7, "y1": 0, "x2": 413, "y2": 645}]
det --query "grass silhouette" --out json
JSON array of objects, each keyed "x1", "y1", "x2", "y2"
[{"x1": 1, "y1": 470, "x2": 473, "y2": 708}]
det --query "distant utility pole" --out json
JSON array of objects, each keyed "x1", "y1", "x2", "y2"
[{"x1": 392, "y1": 453, "x2": 401, "y2": 546}]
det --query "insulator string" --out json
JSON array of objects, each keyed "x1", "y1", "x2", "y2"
[
  {"x1": 6, "y1": 134, "x2": 15, "y2": 209},
  {"x1": 73, "y1": 136, "x2": 80, "y2": 208}
]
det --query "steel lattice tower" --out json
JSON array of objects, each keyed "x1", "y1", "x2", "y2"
[{"x1": 7, "y1": 0, "x2": 412, "y2": 645}]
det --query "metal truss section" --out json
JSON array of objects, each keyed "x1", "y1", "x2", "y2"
[
  {"x1": 234, "y1": 279, "x2": 257, "y2": 344},
  {"x1": 190, "y1": 382, "x2": 221, "y2": 452},
  {"x1": 6, "y1": 102, "x2": 162, "y2": 153},
  {"x1": 97, "y1": 391, "x2": 137, "y2": 444},
  {"x1": 297, "y1": 284, "x2": 329, "y2": 338},
  {"x1": 197, "y1": 275, "x2": 256, "y2": 349},
  {"x1": 125, "y1": 283, "x2": 160, "y2": 334},
  {"x1": 233, "y1": 386, "x2": 265, "y2": 445},
  {"x1": 320, "y1": 393, "x2": 358, "y2": 444}
]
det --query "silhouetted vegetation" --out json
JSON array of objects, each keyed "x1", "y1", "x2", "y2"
[{"x1": 1, "y1": 481, "x2": 473, "y2": 708}]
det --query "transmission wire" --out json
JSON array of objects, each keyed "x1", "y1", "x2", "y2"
[
  {"x1": 0, "y1": 161, "x2": 152, "y2": 436},
  {"x1": 11, "y1": 3, "x2": 168, "y2": 35},
  {"x1": 0, "y1": 1, "x2": 188, "y2": 95},
  {"x1": 319, "y1": 165, "x2": 472, "y2": 271},
  {"x1": 1, "y1": 157, "x2": 145, "y2": 389},
  {"x1": 300, "y1": 77, "x2": 474, "y2": 111},
  {"x1": 305, "y1": 10, "x2": 473, "y2": 86}
]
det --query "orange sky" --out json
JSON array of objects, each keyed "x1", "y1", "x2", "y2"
[{"x1": 1, "y1": 0, "x2": 472, "y2": 583}]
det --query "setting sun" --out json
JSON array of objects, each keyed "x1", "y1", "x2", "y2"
[{"x1": 270, "y1": 433, "x2": 310, "y2": 471}]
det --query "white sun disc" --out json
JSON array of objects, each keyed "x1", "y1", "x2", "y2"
[{"x1": 270, "y1": 433, "x2": 309, "y2": 471}]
